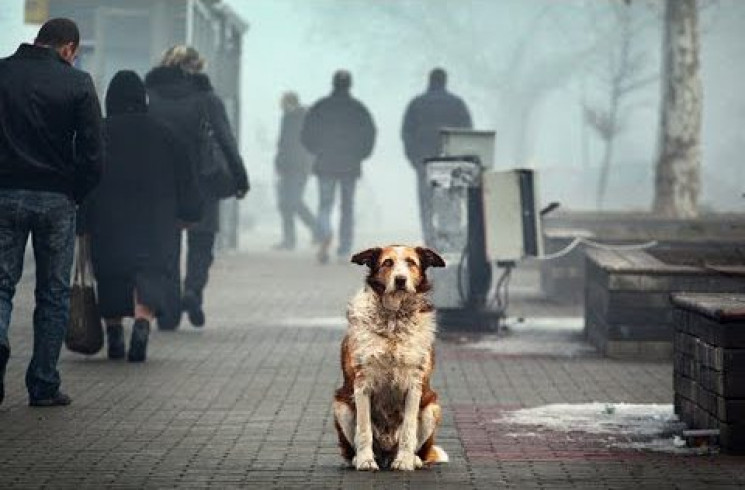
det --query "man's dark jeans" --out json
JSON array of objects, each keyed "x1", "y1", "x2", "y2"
[
  {"x1": 0, "y1": 190, "x2": 75, "y2": 400},
  {"x1": 317, "y1": 175, "x2": 357, "y2": 257}
]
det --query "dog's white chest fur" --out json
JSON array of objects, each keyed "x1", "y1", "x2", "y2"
[{"x1": 346, "y1": 288, "x2": 434, "y2": 393}]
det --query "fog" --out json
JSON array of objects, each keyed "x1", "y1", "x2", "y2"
[{"x1": 1, "y1": 0, "x2": 744, "y2": 247}]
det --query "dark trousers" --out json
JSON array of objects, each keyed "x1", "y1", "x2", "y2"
[
  {"x1": 316, "y1": 175, "x2": 357, "y2": 256},
  {"x1": 277, "y1": 173, "x2": 315, "y2": 246},
  {"x1": 0, "y1": 190, "x2": 75, "y2": 400},
  {"x1": 184, "y1": 230, "x2": 215, "y2": 305}
]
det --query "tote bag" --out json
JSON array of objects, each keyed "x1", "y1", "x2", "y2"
[{"x1": 65, "y1": 236, "x2": 103, "y2": 355}]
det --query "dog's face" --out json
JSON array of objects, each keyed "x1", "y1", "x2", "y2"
[{"x1": 351, "y1": 245, "x2": 445, "y2": 296}]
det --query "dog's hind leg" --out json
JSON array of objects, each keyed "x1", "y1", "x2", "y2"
[
  {"x1": 333, "y1": 400, "x2": 356, "y2": 464},
  {"x1": 417, "y1": 403, "x2": 449, "y2": 464}
]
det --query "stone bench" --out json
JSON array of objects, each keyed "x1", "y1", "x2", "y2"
[
  {"x1": 672, "y1": 293, "x2": 745, "y2": 453},
  {"x1": 584, "y1": 248, "x2": 745, "y2": 359}
]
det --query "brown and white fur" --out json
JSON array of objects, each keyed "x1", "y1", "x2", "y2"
[{"x1": 333, "y1": 245, "x2": 448, "y2": 471}]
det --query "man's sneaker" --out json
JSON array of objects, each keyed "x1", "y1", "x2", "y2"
[
  {"x1": 127, "y1": 319, "x2": 151, "y2": 363},
  {"x1": 29, "y1": 391, "x2": 72, "y2": 407},
  {"x1": 182, "y1": 292, "x2": 205, "y2": 327},
  {"x1": 0, "y1": 344, "x2": 9, "y2": 405},
  {"x1": 106, "y1": 324, "x2": 126, "y2": 360}
]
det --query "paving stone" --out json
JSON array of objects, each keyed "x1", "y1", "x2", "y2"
[{"x1": 0, "y1": 252, "x2": 743, "y2": 488}]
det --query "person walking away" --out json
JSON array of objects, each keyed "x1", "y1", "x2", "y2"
[
  {"x1": 145, "y1": 46, "x2": 249, "y2": 329},
  {"x1": 82, "y1": 71, "x2": 203, "y2": 362},
  {"x1": 273, "y1": 91, "x2": 315, "y2": 251},
  {"x1": 401, "y1": 68, "x2": 472, "y2": 245},
  {"x1": 0, "y1": 18, "x2": 103, "y2": 406},
  {"x1": 301, "y1": 71, "x2": 376, "y2": 264}
]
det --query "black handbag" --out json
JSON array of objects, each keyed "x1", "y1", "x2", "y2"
[
  {"x1": 199, "y1": 117, "x2": 235, "y2": 199},
  {"x1": 65, "y1": 236, "x2": 103, "y2": 355}
]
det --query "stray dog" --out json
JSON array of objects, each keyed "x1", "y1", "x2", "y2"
[{"x1": 333, "y1": 245, "x2": 448, "y2": 471}]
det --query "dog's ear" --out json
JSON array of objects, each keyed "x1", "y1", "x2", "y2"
[
  {"x1": 351, "y1": 247, "x2": 382, "y2": 268},
  {"x1": 416, "y1": 247, "x2": 446, "y2": 269}
]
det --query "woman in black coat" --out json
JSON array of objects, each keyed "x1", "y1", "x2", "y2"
[
  {"x1": 84, "y1": 70, "x2": 203, "y2": 362},
  {"x1": 146, "y1": 46, "x2": 249, "y2": 329}
]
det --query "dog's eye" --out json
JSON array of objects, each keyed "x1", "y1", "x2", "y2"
[
  {"x1": 406, "y1": 258, "x2": 418, "y2": 268},
  {"x1": 382, "y1": 258, "x2": 393, "y2": 268}
]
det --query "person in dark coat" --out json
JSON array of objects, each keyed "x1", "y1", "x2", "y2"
[
  {"x1": 301, "y1": 70, "x2": 376, "y2": 263},
  {"x1": 273, "y1": 91, "x2": 315, "y2": 250},
  {"x1": 0, "y1": 18, "x2": 103, "y2": 407},
  {"x1": 145, "y1": 46, "x2": 249, "y2": 328},
  {"x1": 84, "y1": 71, "x2": 203, "y2": 362},
  {"x1": 401, "y1": 68, "x2": 473, "y2": 245}
]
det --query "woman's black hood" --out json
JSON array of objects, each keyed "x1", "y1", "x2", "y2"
[{"x1": 106, "y1": 70, "x2": 147, "y2": 116}]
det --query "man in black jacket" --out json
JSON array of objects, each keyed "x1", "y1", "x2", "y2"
[
  {"x1": 0, "y1": 18, "x2": 104, "y2": 407},
  {"x1": 302, "y1": 71, "x2": 376, "y2": 263},
  {"x1": 401, "y1": 68, "x2": 472, "y2": 245}
]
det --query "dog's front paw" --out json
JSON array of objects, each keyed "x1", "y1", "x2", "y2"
[
  {"x1": 391, "y1": 452, "x2": 421, "y2": 471},
  {"x1": 353, "y1": 454, "x2": 379, "y2": 471}
]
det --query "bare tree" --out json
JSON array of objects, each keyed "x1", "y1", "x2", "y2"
[
  {"x1": 584, "y1": 3, "x2": 657, "y2": 208},
  {"x1": 652, "y1": 0, "x2": 702, "y2": 217}
]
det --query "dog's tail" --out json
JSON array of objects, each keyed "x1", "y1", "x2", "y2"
[{"x1": 427, "y1": 445, "x2": 449, "y2": 464}]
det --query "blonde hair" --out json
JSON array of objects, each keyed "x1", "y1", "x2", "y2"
[{"x1": 159, "y1": 45, "x2": 205, "y2": 74}]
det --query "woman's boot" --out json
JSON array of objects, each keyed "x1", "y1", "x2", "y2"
[
  {"x1": 127, "y1": 319, "x2": 150, "y2": 363},
  {"x1": 106, "y1": 324, "x2": 125, "y2": 360}
]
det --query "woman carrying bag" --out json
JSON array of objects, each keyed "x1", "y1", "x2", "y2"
[{"x1": 82, "y1": 71, "x2": 203, "y2": 362}]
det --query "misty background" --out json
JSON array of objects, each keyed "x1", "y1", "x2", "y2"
[{"x1": 1, "y1": 0, "x2": 743, "y2": 249}]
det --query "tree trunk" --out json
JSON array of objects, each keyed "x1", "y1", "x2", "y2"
[{"x1": 652, "y1": 0, "x2": 702, "y2": 218}]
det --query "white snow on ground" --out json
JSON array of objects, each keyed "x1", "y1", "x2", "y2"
[
  {"x1": 498, "y1": 403, "x2": 680, "y2": 436},
  {"x1": 466, "y1": 317, "x2": 597, "y2": 357},
  {"x1": 497, "y1": 403, "x2": 713, "y2": 455}
]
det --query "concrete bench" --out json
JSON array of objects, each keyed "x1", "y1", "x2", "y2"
[{"x1": 584, "y1": 248, "x2": 745, "y2": 359}]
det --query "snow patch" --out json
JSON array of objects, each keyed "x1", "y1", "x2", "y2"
[
  {"x1": 494, "y1": 403, "x2": 714, "y2": 454},
  {"x1": 497, "y1": 403, "x2": 681, "y2": 436}
]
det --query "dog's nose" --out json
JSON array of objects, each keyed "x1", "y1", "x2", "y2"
[{"x1": 394, "y1": 276, "x2": 407, "y2": 290}]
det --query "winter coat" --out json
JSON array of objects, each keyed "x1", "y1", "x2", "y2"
[
  {"x1": 84, "y1": 71, "x2": 203, "y2": 318},
  {"x1": 401, "y1": 86, "x2": 473, "y2": 166},
  {"x1": 145, "y1": 67, "x2": 249, "y2": 233},
  {"x1": 301, "y1": 89, "x2": 376, "y2": 178},
  {"x1": 0, "y1": 44, "x2": 104, "y2": 203},
  {"x1": 275, "y1": 107, "x2": 313, "y2": 177}
]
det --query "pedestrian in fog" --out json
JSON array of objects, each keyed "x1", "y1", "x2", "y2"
[
  {"x1": 273, "y1": 91, "x2": 315, "y2": 251},
  {"x1": 83, "y1": 71, "x2": 203, "y2": 362},
  {"x1": 401, "y1": 68, "x2": 472, "y2": 245},
  {"x1": 301, "y1": 71, "x2": 376, "y2": 264},
  {"x1": 145, "y1": 46, "x2": 249, "y2": 329},
  {"x1": 0, "y1": 18, "x2": 103, "y2": 406}
]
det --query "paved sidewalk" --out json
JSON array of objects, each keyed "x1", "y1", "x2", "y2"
[{"x1": 1, "y1": 252, "x2": 744, "y2": 489}]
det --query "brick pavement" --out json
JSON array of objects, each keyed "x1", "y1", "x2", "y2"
[{"x1": 1, "y1": 251, "x2": 744, "y2": 489}]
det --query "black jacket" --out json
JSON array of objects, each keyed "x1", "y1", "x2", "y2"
[
  {"x1": 0, "y1": 44, "x2": 104, "y2": 203},
  {"x1": 145, "y1": 67, "x2": 249, "y2": 233},
  {"x1": 301, "y1": 89, "x2": 376, "y2": 178},
  {"x1": 401, "y1": 85, "x2": 473, "y2": 166},
  {"x1": 275, "y1": 107, "x2": 312, "y2": 176}
]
